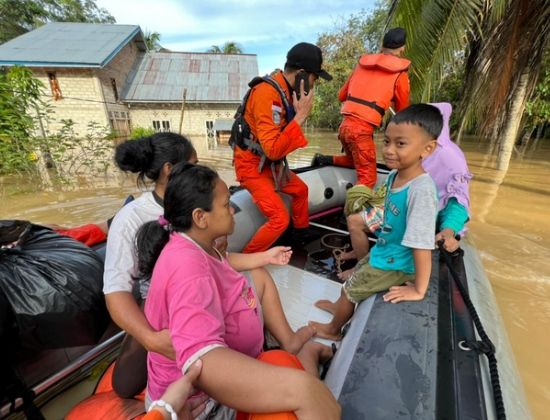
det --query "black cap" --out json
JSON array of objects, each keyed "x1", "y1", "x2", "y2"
[
  {"x1": 382, "y1": 27, "x2": 407, "y2": 49},
  {"x1": 285, "y1": 42, "x2": 333, "y2": 81}
]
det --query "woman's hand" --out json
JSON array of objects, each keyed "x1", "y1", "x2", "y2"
[
  {"x1": 383, "y1": 282, "x2": 425, "y2": 304},
  {"x1": 157, "y1": 360, "x2": 208, "y2": 420},
  {"x1": 435, "y1": 228, "x2": 460, "y2": 253},
  {"x1": 146, "y1": 329, "x2": 176, "y2": 360},
  {"x1": 264, "y1": 246, "x2": 293, "y2": 265}
]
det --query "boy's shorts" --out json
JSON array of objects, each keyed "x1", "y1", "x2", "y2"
[{"x1": 344, "y1": 257, "x2": 415, "y2": 304}]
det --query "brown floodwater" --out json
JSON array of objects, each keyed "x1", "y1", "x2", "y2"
[{"x1": 1, "y1": 131, "x2": 549, "y2": 419}]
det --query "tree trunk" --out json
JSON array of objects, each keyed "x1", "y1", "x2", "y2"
[
  {"x1": 518, "y1": 126, "x2": 536, "y2": 158},
  {"x1": 496, "y1": 72, "x2": 530, "y2": 171},
  {"x1": 535, "y1": 123, "x2": 545, "y2": 141}
]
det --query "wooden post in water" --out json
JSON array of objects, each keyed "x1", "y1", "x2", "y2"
[
  {"x1": 33, "y1": 105, "x2": 53, "y2": 190},
  {"x1": 178, "y1": 88, "x2": 187, "y2": 134}
]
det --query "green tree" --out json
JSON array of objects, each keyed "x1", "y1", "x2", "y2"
[
  {"x1": 144, "y1": 30, "x2": 162, "y2": 52},
  {"x1": 0, "y1": 0, "x2": 115, "y2": 44},
  {"x1": 522, "y1": 47, "x2": 550, "y2": 145},
  {"x1": 207, "y1": 41, "x2": 243, "y2": 54},
  {"x1": 389, "y1": 0, "x2": 550, "y2": 171},
  {"x1": 0, "y1": 66, "x2": 46, "y2": 173},
  {"x1": 311, "y1": 2, "x2": 389, "y2": 129}
]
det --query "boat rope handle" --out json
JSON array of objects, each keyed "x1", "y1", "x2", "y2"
[{"x1": 437, "y1": 241, "x2": 506, "y2": 420}]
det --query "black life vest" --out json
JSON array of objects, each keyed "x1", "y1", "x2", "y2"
[{"x1": 229, "y1": 75, "x2": 295, "y2": 157}]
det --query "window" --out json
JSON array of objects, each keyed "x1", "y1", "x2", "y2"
[
  {"x1": 109, "y1": 111, "x2": 130, "y2": 138},
  {"x1": 206, "y1": 120, "x2": 214, "y2": 137},
  {"x1": 153, "y1": 120, "x2": 171, "y2": 132},
  {"x1": 110, "y1": 78, "x2": 119, "y2": 101},
  {"x1": 47, "y1": 72, "x2": 62, "y2": 100}
]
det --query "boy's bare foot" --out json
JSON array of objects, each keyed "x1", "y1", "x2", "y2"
[
  {"x1": 317, "y1": 342, "x2": 335, "y2": 364},
  {"x1": 337, "y1": 249, "x2": 357, "y2": 261},
  {"x1": 302, "y1": 341, "x2": 334, "y2": 363},
  {"x1": 337, "y1": 268, "x2": 354, "y2": 282},
  {"x1": 308, "y1": 321, "x2": 343, "y2": 341},
  {"x1": 284, "y1": 325, "x2": 316, "y2": 354},
  {"x1": 314, "y1": 299, "x2": 338, "y2": 315},
  {"x1": 297, "y1": 340, "x2": 335, "y2": 377}
]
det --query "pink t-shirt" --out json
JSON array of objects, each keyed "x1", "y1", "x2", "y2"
[{"x1": 144, "y1": 233, "x2": 264, "y2": 400}]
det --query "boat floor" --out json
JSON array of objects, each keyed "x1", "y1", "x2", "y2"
[{"x1": 11, "y1": 229, "x2": 531, "y2": 419}]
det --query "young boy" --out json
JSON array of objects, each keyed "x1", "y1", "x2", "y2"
[{"x1": 310, "y1": 104, "x2": 442, "y2": 340}]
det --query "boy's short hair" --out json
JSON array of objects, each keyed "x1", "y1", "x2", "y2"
[{"x1": 390, "y1": 104, "x2": 443, "y2": 140}]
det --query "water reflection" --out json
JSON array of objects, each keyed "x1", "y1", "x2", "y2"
[{"x1": 1, "y1": 131, "x2": 550, "y2": 419}]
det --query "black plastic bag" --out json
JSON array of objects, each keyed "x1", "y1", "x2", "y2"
[{"x1": 0, "y1": 220, "x2": 108, "y2": 350}]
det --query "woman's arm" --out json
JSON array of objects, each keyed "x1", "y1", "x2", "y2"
[
  {"x1": 227, "y1": 246, "x2": 292, "y2": 271},
  {"x1": 438, "y1": 198, "x2": 469, "y2": 234},
  {"x1": 436, "y1": 198, "x2": 469, "y2": 252},
  {"x1": 105, "y1": 292, "x2": 175, "y2": 360},
  {"x1": 197, "y1": 347, "x2": 340, "y2": 420},
  {"x1": 144, "y1": 360, "x2": 207, "y2": 420}
]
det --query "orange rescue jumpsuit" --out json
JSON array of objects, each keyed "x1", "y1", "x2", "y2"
[
  {"x1": 234, "y1": 71, "x2": 309, "y2": 253},
  {"x1": 334, "y1": 53, "x2": 411, "y2": 187}
]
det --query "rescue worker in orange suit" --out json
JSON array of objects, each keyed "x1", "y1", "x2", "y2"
[
  {"x1": 233, "y1": 42, "x2": 333, "y2": 253},
  {"x1": 312, "y1": 27, "x2": 410, "y2": 188}
]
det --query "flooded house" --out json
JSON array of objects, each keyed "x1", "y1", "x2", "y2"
[{"x1": 0, "y1": 22, "x2": 258, "y2": 140}]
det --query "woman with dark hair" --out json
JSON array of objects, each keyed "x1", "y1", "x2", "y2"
[
  {"x1": 103, "y1": 132, "x2": 199, "y2": 397},
  {"x1": 104, "y1": 133, "x2": 314, "y2": 399},
  {"x1": 138, "y1": 163, "x2": 340, "y2": 419}
]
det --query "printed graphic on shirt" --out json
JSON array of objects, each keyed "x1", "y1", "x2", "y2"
[
  {"x1": 272, "y1": 102, "x2": 282, "y2": 125},
  {"x1": 241, "y1": 286, "x2": 257, "y2": 309},
  {"x1": 387, "y1": 200, "x2": 400, "y2": 216}
]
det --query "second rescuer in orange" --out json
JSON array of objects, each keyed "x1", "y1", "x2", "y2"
[
  {"x1": 313, "y1": 28, "x2": 411, "y2": 188},
  {"x1": 232, "y1": 42, "x2": 332, "y2": 253}
]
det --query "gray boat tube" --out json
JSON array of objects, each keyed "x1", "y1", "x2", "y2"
[{"x1": 228, "y1": 164, "x2": 531, "y2": 420}]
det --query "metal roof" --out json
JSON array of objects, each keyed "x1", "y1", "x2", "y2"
[
  {"x1": 121, "y1": 52, "x2": 259, "y2": 103},
  {"x1": 0, "y1": 22, "x2": 145, "y2": 68}
]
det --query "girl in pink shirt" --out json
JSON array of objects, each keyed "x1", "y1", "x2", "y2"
[{"x1": 136, "y1": 163, "x2": 340, "y2": 419}]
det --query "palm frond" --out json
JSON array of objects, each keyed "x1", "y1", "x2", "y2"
[
  {"x1": 389, "y1": 0, "x2": 486, "y2": 101},
  {"x1": 458, "y1": 0, "x2": 550, "y2": 140}
]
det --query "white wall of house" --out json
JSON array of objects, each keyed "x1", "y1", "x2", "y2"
[
  {"x1": 97, "y1": 42, "x2": 141, "y2": 136},
  {"x1": 33, "y1": 68, "x2": 109, "y2": 137},
  {"x1": 31, "y1": 42, "x2": 140, "y2": 138},
  {"x1": 28, "y1": 43, "x2": 241, "y2": 140},
  {"x1": 128, "y1": 103, "x2": 237, "y2": 137}
]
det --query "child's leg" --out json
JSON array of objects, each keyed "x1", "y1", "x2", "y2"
[
  {"x1": 296, "y1": 341, "x2": 334, "y2": 377},
  {"x1": 315, "y1": 255, "x2": 371, "y2": 314},
  {"x1": 309, "y1": 289, "x2": 354, "y2": 341},
  {"x1": 347, "y1": 212, "x2": 371, "y2": 261},
  {"x1": 249, "y1": 268, "x2": 315, "y2": 354}
]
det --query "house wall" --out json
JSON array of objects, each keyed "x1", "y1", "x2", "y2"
[
  {"x1": 32, "y1": 42, "x2": 140, "y2": 138},
  {"x1": 128, "y1": 103, "x2": 237, "y2": 137},
  {"x1": 96, "y1": 42, "x2": 141, "y2": 136},
  {"x1": 34, "y1": 68, "x2": 110, "y2": 137}
]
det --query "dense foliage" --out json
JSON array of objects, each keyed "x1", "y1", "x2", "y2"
[
  {"x1": 0, "y1": 0, "x2": 115, "y2": 44},
  {"x1": 310, "y1": 2, "x2": 389, "y2": 129},
  {"x1": 0, "y1": 67, "x2": 45, "y2": 173},
  {"x1": 0, "y1": 67, "x2": 113, "y2": 177}
]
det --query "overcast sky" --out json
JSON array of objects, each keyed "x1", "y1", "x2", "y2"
[{"x1": 96, "y1": 0, "x2": 376, "y2": 75}]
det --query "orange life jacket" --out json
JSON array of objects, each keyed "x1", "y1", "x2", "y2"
[{"x1": 340, "y1": 53, "x2": 411, "y2": 127}]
